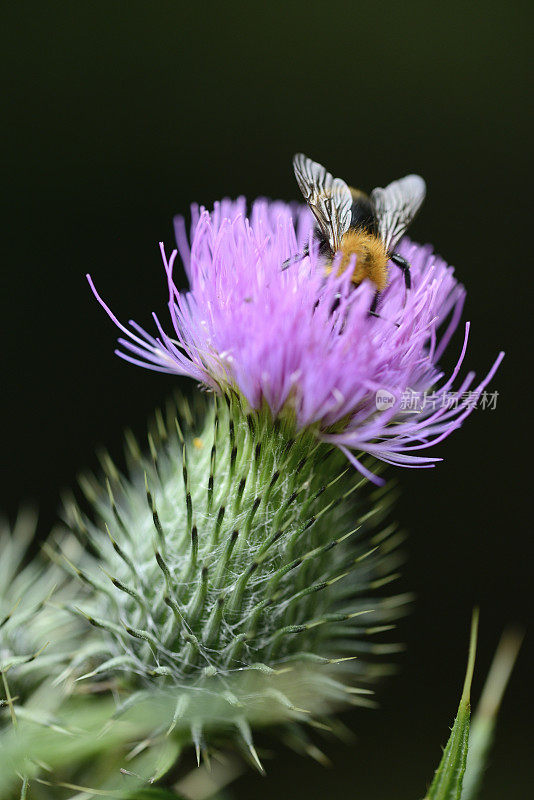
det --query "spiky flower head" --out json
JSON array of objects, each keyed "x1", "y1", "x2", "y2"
[
  {"x1": 0, "y1": 186, "x2": 506, "y2": 798},
  {"x1": 0, "y1": 512, "x2": 83, "y2": 726},
  {"x1": 57, "y1": 394, "x2": 405, "y2": 772},
  {"x1": 89, "y1": 198, "x2": 502, "y2": 480}
]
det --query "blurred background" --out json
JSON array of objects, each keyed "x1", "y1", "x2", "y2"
[{"x1": 2, "y1": 2, "x2": 532, "y2": 797}]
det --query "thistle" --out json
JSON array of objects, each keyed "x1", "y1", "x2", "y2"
[
  {"x1": 66, "y1": 195, "x2": 499, "y2": 777},
  {"x1": 0, "y1": 192, "x2": 508, "y2": 797},
  {"x1": 89, "y1": 198, "x2": 502, "y2": 478},
  {"x1": 60, "y1": 393, "x2": 405, "y2": 773},
  {"x1": 0, "y1": 511, "x2": 82, "y2": 702}
]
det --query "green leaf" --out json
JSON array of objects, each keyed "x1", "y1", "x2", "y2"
[
  {"x1": 424, "y1": 609, "x2": 478, "y2": 800},
  {"x1": 461, "y1": 627, "x2": 523, "y2": 800}
]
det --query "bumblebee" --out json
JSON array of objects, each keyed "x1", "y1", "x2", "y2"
[{"x1": 285, "y1": 153, "x2": 426, "y2": 314}]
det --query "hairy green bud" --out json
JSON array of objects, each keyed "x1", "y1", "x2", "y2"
[
  {"x1": 0, "y1": 511, "x2": 81, "y2": 695},
  {"x1": 56, "y1": 393, "x2": 404, "y2": 771}
]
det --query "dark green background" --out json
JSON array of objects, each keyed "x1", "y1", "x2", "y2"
[{"x1": 2, "y1": 2, "x2": 532, "y2": 797}]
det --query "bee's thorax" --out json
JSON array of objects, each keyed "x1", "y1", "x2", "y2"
[{"x1": 332, "y1": 229, "x2": 389, "y2": 291}]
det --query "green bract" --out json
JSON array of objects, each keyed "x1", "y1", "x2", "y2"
[
  {"x1": 55, "y1": 393, "x2": 405, "y2": 770},
  {"x1": 0, "y1": 511, "x2": 81, "y2": 696}
]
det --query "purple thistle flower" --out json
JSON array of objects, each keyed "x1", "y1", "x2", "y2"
[{"x1": 88, "y1": 198, "x2": 502, "y2": 482}]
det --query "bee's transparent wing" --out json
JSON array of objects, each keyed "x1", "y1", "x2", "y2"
[
  {"x1": 293, "y1": 153, "x2": 352, "y2": 253},
  {"x1": 370, "y1": 175, "x2": 426, "y2": 253}
]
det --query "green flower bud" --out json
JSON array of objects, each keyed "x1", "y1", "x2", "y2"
[
  {"x1": 56, "y1": 393, "x2": 404, "y2": 772},
  {"x1": 0, "y1": 511, "x2": 81, "y2": 698}
]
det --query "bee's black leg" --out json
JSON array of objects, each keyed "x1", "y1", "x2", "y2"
[
  {"x1": 389, "y1": 252, "x2": 412, "y2": 291},
  {"x1": 369, "y1": 290, "x2": 381, "y2": 317},
  {"x1": 281, "y1": 244, "x2": 309, "y2": 271},
  {"x1": 368, "y1": 290, "x2": 400, "y2": 328}
]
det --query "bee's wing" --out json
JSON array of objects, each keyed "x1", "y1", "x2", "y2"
[
  {"x1": 370, "y1": 175, "x2": 426, "y2": 253},
  {"x1": 293, "y1": 153, "x2": 352, "y2": 253}
]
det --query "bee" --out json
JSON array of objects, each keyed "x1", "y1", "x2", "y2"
[{"x1": 285, "y1": 153, "x2": 426, "y2": 315}]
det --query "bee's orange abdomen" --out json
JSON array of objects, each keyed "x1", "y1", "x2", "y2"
[{"x1": 336, "y1": 229, "x2": 389, "y2": 291}]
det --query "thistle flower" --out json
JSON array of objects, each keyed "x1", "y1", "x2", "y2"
[
  {"x1": 0, "y1": 191, "x2": 506, "y2": 796},
  {"x1": 89, "y1": 198, "x2": 503, "y2": 480}
]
